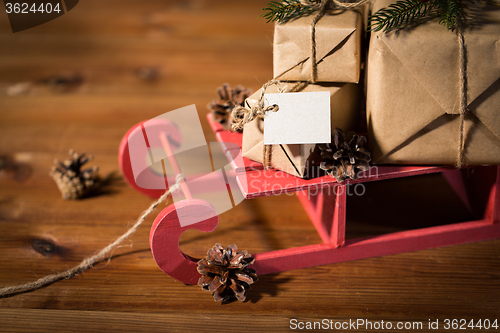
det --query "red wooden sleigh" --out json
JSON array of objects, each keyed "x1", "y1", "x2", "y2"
[{"x1": 119, "y1": 115, "x2": 500, "y2": 285}]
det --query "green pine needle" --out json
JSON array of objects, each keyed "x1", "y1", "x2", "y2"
[
  {"x1": 262, "y1": 0, "x2": 465, "y2": 31},
  {"x1": 261, "y1": 0, "x2": 318, "y2": 23},
  {"x1": 368, "y1": 0, "x2": 437, "y2": 32},
  {"x1": 368, "y1": 0, "x2": 465, "y2": 32},
  {"x1": 436, "y1": 0, "x2": 463, "y2": 30}
]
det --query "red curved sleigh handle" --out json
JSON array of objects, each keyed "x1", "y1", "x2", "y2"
[
  {"x1": 149, "y1": 199, "x2": 219, "y2": 285},
  {"x1": 118, "y1": 119, "x2": 182, "y2": 199}
]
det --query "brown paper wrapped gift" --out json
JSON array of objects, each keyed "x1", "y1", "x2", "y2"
[
  {"x1": 273, "y1": 10, "x2": 363, "y2": 83},
  {"x1": 367, "y1": 0, "x2": 500, "y2": 165},
  {"x1": 242, "y1": 82, "x2": 361, "y2": 178}
]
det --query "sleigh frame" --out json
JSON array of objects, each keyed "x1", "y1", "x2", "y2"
[{"x1": 118, "y1": 115, "x2": 500, "y2": 285}]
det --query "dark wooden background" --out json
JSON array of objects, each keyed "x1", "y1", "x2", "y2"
[{"x1": 0, "y1": 1, "x2": 499, "y2": 332}]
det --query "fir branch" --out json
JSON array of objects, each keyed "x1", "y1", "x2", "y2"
[
  {"x1": 367, "y1": 0, "x2": 437, "y2": 32},
  {"x1": 262, "y1": 0, "x2": 466, "y2": 32},
  {"x1": 261, "y1": 0, "x2": 319, "y2": 23},
  {"x1": 436, "y1": 0, "x2": 463, "y2": 30}
]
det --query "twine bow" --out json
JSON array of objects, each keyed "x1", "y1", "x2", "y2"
[{"x1": 231, "y1": 80, "x2": 283, "y2": 168}]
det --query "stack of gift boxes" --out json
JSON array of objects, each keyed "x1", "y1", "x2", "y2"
[{"x1": 235, "y1": 0, "x2": 500, "y2": 179}]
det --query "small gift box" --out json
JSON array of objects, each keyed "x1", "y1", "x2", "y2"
[
  {"x1": 366, "y1": 0, "x2": 500, "y2": 165},
  {"x1": 273, "y1": 10, "x2": 363, "y2": 83},
  {"x1": 242, "y1": 82, "x2": 361, "y2": 178}
]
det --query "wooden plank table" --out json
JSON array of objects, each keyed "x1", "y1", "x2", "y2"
[{"x1": 0, "y1": 1, "x2": 499, "y2": 332}]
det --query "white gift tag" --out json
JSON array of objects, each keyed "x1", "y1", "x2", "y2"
[{"x1": 263, "y1": 91, "x2": 331, "y2": 145}]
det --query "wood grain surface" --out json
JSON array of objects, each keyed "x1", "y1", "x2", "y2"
[{"x1": 0, "y1": 1, "x2": 499, "y2": 332}]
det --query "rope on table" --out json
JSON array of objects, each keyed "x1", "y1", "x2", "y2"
[{"x1": 0, "y1": 174, "x2": 185, "y2": 298}]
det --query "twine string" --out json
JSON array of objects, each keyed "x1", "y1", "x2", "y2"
[
  {"x1": 309, "y1": 0, "x2": 371, "y2": 82},
  {"x1": 457, "y1": 21, "x2": 468, "y2": 168},
  {"x1": 230, "y1": 80, "x2": 284, "y2": 133},
  {"x1": 230, "y1": 80, "x2": 310, "y2": 133},
  {"x1": 230, "y1": 80, "x2": 310, "y2": 168},
  {"x1": 231, "y1": 80, "x2": 283, "y2": 168},
  {"x1": 0, "y1": 174, "x2": 184, "y2": 298},
  {"x1": 310, "y1": 0, "x2": 331, "y2": 83},
  {"x1": 331, "y1": 0, "x2": 370, "y2": 9},
  {"x1": 276, "y1": 0, "x2": 369, "y2": 81}
]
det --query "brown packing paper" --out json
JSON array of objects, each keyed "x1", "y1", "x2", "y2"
[
  {"x1": 273, "y1": 9, "x2": 363, "y2": 83},
  {"x1": 366, "y1": 0, "x2": 500, "y2": 165},
  {"x1": 242, "y1": 82, "x2": 361, "y2": 178}
]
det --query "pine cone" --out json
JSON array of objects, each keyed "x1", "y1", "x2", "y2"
[
  {"x1": 197, "y1": 243, "x2": 258, "y2": 302},
  {"x1": 317, "y1": 128, "x2": 371, "y2": 182},
  {"x1": 50, "y1": 149, "x2": 99, "y2": 200},
  {"x1": 208, "y1": 84, "x2": 252, "y2": 132}
]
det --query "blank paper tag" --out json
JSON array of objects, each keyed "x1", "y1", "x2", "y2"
[{"x1": 263, "y1": 91, "x2": 331, "y2": 144}]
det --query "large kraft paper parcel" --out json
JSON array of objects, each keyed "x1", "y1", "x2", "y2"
[
  {"x1": 273, "y1": 10, "x2": 362, "y2": 83},
  {"x1": 242, "y1": 82, "x2": 360, "y2": 178},
  {"x1": 367, "y1": 0, "x2": 500, "y2": 165}
]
